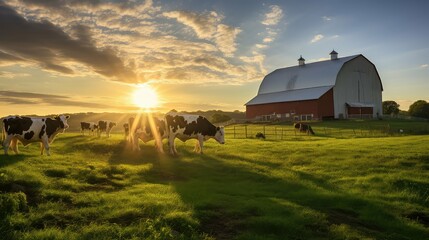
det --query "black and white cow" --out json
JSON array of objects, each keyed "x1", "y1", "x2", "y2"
[
  {"x1": 165, "y1": 113, "x2": 225, "y2": 155},
  {"x1": 98, "y1": 120, "x2": 116, "y2": 137},
  {"x1": 128, "y1": 115, "x2": 168, "y2": 152},
  {"x1": 294, "y1": 123, "x2": 315, "y2": 135},
  {"x1": 80, "y1": 122, "x2": 98, "y2": 135},
  {"x1": 2, "y1": 115, "x2": 70, "y2": 156}
]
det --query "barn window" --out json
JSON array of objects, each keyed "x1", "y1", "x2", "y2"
[{"x1": 301, "y1": 114, "x2": 313, "y2": 121}]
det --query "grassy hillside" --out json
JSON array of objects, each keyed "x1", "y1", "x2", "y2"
[{"x1": 1, "y1": 132, "x2": 428, "y2": 239}]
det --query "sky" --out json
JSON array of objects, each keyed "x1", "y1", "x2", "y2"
[{"x1": 0, "y1": 0, "x2": 428, "y2": 115}]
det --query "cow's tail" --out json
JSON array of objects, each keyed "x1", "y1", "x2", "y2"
[{"x1": 1, "y1": 118, "x2": 5, "y2": 146}]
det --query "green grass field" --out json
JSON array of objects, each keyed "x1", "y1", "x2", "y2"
[{"x1": 1, "y1": 125, "x2": 429, "y2": 239}]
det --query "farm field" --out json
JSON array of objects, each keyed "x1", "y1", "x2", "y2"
[{"x1": 1, "y1": 130, "x2": 429, "y2": 239}]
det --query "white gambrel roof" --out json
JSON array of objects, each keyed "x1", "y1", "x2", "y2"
[{"x1": 246, "y1": 55, "x2": 360, "y2": 106}]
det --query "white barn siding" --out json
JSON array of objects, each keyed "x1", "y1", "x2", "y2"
[{"x1": 334, "y1": 56, "x2": 383, "y2": 118}]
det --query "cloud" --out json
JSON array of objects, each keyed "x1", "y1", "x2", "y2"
[
  {"x1": 2, "y1": 1, "x2": 263, "y2": 86},
  {"x1": 262, "y1": 5, "x2": 283, "y2": 26},
  {"x1": 420, "y1": 64, "x2": 428, "y2": 68},
  {"x1": 0, "y1": 71, "x2": 29, "y2": 78},
  {"x1": 163, "y1": 10, "x2": 241, "y2": 56},
  {"x1": 0, "y1": 90, "x2": 114, "y2": 109},
  {"x1": 310, "y1": 34, "x2": 324, "y2": 43},
  {"x1": 0, "y1": 2, "x2": 137, "y2": 82},
  {"x1": 322, "y1": 16, "x2": 332, "y2": 21}
]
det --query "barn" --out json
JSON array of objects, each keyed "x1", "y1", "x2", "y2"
[{"x1": 245, "y1": 51, "x2": 383, "y2": 121}]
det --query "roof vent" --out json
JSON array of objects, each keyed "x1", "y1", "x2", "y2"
[
  {"x1": 330, "y1": 50, "x2": 338, "y2": 60},
  {"x1": 298, "y1": 55, "x2": 305, "y2": 66}
]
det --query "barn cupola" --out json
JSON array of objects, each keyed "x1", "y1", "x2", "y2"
[
  {"x1": 330, "y1": 50, "x2": 338, "y2": 60},
  {"x1": 298, "y1": 55, "x2": 305, "y2": 66}
]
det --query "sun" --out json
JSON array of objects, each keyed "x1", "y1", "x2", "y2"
[{"x1": 132, "y1": 84, "x2": 159, "y2": 110}]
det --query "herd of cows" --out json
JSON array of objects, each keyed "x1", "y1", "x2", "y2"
[{"x1": 1, "y1": 113, "x2": 225, "y2": 156}]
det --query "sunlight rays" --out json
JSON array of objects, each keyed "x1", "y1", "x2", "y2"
[{"x1": 132, "y1": 84, "x2": 159, "y2": 111}]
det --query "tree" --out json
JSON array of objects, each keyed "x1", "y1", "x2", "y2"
[
  {"x1": 408, "y1": 100, "x2": 429, "y2": 119},
  {"x1": 382, "y1": 100, "x2": 400, "y2": 115},
  {"x1": 211, "y1": 113, "x2": 231, "y2": 123}
]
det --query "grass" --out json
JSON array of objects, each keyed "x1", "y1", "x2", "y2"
[
  {"x1": 225, "y1": 118, "x2": 429, "y2": 139},
  {"x1": 1, "y1": 125, "x2": 429, "y2": 239}
]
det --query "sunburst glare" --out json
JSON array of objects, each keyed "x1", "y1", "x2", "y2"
[{"x1": 132, "y1": 84, "x2": 159, "y2": 110}]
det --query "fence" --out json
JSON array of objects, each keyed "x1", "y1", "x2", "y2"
[{"x1": 224, "y1": 124, "x2": 401, "y2": 140}]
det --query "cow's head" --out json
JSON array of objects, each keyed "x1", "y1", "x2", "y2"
[
  {"x1": 214, "y1": 126, "x2": 225, "y2": 144},
  {"x1": 55, "y1": 115, "x2": 70, "y2": 130}
]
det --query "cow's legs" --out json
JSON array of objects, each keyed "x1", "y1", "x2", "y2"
[
  {"x1": 3, "y1": 135, "x2": 13, "y2": 155},
  {"x1": 197, "y1": 136, "x2": 204, "y2": 154},
  {"x1": 41, "y1": 137, "x2": 50, "y2": 156},
  {"x1": 40, "y1": 142, "x2": 44, "y2": 155},
  {"x1": 193, "y1": 141, "x2": 199, "y2": 152},
  {"x1": 133, "y1": 134, "x2": 141, "y2": 151},
  {"x1": 155, "y1": 140, "x2": 164, "y2": 154},
  {"x1": 168, "y1": 135, "x2": 177, "y2": 155},
  {"x1": 10, "y1": 138, "x2": 19, "y2": 154}
]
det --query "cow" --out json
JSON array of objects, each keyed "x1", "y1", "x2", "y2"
[
  {"x1": 128, "y1": 114, "x2": 168, "y2": 152},
  {"x1": 294, "y1": 123, "x2": 315, "y2": 135},
  {"x1": 80, "y1": 122, "x2": 98, "y2": 135},
  {"x1": 165, "y1": 113, "x2": 225, "y2": 155},
  {"x1": 98, "y1": 120, "x2": 116, "y2": 137},
  {"x1": 2, "y1": 115, "x2": 70, "y2": 156}
]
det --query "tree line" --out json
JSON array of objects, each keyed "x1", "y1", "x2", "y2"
[{"x1": 383, "y1": 100, "x2": 429, "y2": 119}]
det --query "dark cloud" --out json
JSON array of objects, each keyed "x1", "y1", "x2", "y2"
[
  {"x1": 0, "y1": 1, "x2": 137, "y2": 82},
  {"x1": 0, "y1": 50, "x2": 23, "y2": 62},
  {"x1": 0, "y1": 96, "x2": 36, "y2": 104},
  {"x1": 0, "y1": 90, "x2": 114, "y2": 109},
  {"x1": 0, "y1": 90, "x2": 67, "y2": 99}
]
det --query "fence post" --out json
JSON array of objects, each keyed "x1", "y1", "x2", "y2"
[{"x1": 245, "y1": 125, "x2": 248, "y2": 138}]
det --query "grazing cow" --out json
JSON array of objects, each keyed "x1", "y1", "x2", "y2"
[
  {"x1": 294, "y1": 123, "x2": 315, "y2": 135},
  {"x1": 80, "y1": 122, "x2": 98, "y2": 135},
  {"x1": 123, "y1": 123, "x2": 130, "y2": 140},
  {"x1": 2, "y1": 115, "x2": 70, "y2": 156},
  {"x1": 128, "y1": 115, "x2": 168, "y2": 152},
  {"x1": 165, "y1": 113, "x2": 225, "y2": 155},
  {"x1": 98, "y1": 120, "x2": 116, "y2": 137}
]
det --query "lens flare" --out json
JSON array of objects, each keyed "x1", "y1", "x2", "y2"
[{"x1": 132, "y1": 84, "x2": 159, "y2": 110}]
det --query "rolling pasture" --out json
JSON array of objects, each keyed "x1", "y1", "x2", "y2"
[{"x1": 1, "y1": 121, "x2": 429, "y2": 239}]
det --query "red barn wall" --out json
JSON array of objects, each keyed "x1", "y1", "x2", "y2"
[
  {"x1": 317, "y1": 89, "x2": 334, "y2": 118},
  {"x1": 246, "y1": 89, "x2": 334, "y2": 119}
]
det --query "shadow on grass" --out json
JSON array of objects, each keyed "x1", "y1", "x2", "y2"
[
  {"x1": 52, "y1": 136, "x2": 428, "y2": 239},
  {"x1": 134, "y1": 146, "x2": 429, "y2": 240},
  {"x1": 0, "y1": 154, "x2": 27, "y2": 168}
]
